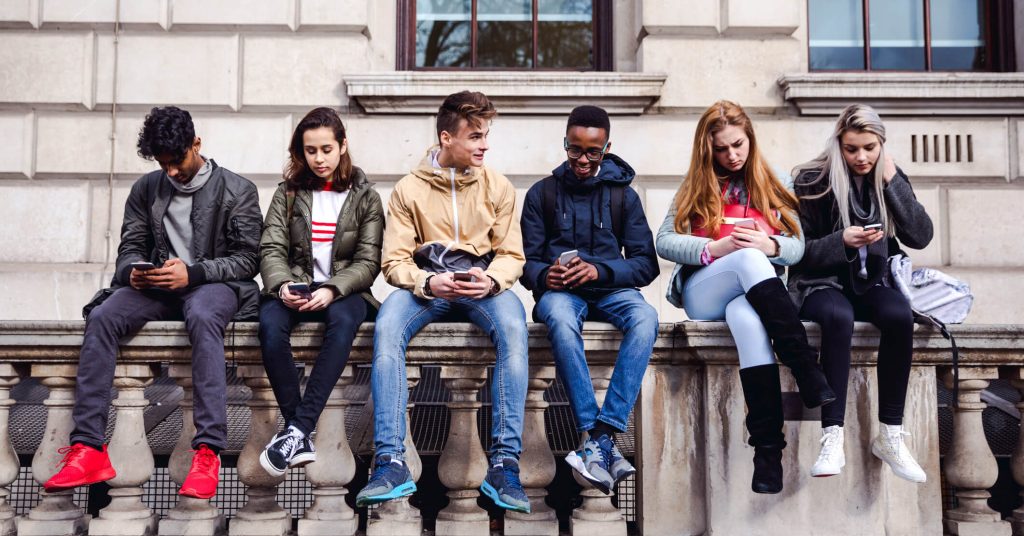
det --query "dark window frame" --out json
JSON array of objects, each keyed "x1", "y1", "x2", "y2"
[
  {"x1": 396, "y1": 0, "x2": 613, "y2": 71},
  {"x1": 806, "y1": 0, "x2": 1016, "y2": 72}
]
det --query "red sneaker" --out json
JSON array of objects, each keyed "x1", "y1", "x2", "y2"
[
  {"x1": 43, "y1": 444, "x2": 116, "y2": 492},
  {"x1": 179, "y1": 444, "x2": 220, "y2": 499}
]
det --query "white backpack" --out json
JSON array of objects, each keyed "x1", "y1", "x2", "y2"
[{"x1": 887, "y1": 254, "x2": 974, "y2": 324}]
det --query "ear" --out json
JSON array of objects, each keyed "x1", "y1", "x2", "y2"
[
  {"x1": 439, "y1": 130, "x2": 451, "y2": 148},
  {"x1": 192, "y1": 136, "x2": 202, "y2": 153},
  {"x1": 604, "y1": 141, "x2": 612, "y2": 154},
  {"x1": 339, "y1": 138, "x2": 349, "y2": 156}
]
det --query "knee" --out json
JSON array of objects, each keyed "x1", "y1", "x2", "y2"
[
  {"x1": 819, "y1": 304, "x2": 855, "y2": 336},
  {"x1": 186, "y1": 307, "x2": 226, "y2": 333},
  {"x1": 627, "y1": 303, "x2": 659, "y2": 337},
  {"x1": 85, "y1": 304, "x2": 123, "y2": 335},
  {"x1": 877, "y1": 304, "x2": 914, "y2": 333},
  {"x1": 325, "y1": 298, "x2": 365, "y2": 331}
]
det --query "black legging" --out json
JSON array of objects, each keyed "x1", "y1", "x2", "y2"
[{"x1": 800, "y1": 285, "x2": 914, "y2": 427}]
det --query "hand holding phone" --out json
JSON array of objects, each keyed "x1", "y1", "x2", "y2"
[
  {"x1": 131, "y1": 261, "x2": 156, "y2": 271},
  {"x1": 287, "y1": 283, "x2": 313, "y2": 301},
  {"x1": 452, "y1": 271, "x2": 476, "y2": 283},
  {"x1": 558, "y1": 249, "x2": 579, "y2": 266},
  {"x1": 863, "y1": 223, "x2": 883, "y2": 232}
]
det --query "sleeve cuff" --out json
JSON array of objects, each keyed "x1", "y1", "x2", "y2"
[
  {"x1": 594, "y1": 263, "x2": 612, "y2": 284},
  {"x1": 186, "y1": 263, "x2": 207, "y2": 287}
]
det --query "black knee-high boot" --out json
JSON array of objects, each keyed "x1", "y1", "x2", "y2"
[
  {"x1": 739, "y1": 364, "x2": 786, "y2": 494},
  {"x1": 745, "y1": 278, "x2": 836, "y2": 408}
]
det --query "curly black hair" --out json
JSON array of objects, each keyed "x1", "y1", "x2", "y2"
[
  {"x1": 567, "y1": 105, "x2": 610, "y2": 135},
  {"x1": 137, "y1": 106, "x2": 196, "y2": 161}
]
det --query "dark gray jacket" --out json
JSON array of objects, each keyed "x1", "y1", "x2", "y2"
[
  {"x1": 84, "y1": 159, "x2": 263, "y2": 320},
  {"x1": 788, "y1": 166, "x2": 933, "y2": 308}
]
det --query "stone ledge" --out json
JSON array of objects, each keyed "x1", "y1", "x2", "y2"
[
  {"x1": 343, "y1": 72, "x2": 668, "y2": 115},
  {"x1": 778, "y1": 73, "x2": 1024, "y2": 116},
  {"x1": 0, "y1": 320, "x2": 1017, "y2": 366}
]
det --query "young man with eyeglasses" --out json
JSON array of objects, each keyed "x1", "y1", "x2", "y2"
[{"x1": 519, "y1": 105, "x2": 660, "y2": 494}]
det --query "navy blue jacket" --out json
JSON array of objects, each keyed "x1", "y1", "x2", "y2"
[{"x1": 520, "y1": 154, "x2": 659, "y2": 299}]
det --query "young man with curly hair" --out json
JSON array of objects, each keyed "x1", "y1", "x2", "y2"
[
  {"x1": 355, "y1": 91, "x2": 532, "y2": 513},
  {"x1": 44, "y1": 106, "x2": 263, "y2": 500}
]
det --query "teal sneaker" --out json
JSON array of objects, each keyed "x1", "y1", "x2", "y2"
[{"x1": 355, "y1": 455, "x2": 416, "y2": 507}]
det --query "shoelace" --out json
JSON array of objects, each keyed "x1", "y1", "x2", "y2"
[
  {"x1": 595, "y1": 438, "x2": 614, "y2": 470},
  {"x1": 369, "y1": 460, "x2": 395, "y2": 484},
  {"x1": 55, "y1": 445, "x2": 85, "y2": 469},
  {"x1": 818, "y1": 431, "x2": 842, "y2": 462},
  {"x1": 193, "y1": 449, "x2": 217, "y2": 472},
  {"x1": 501, "y1": 464, "x2": 523, "y2": 491},
  {"x1": 277, "y1": 433, "x2": 301, "y2": 458}
]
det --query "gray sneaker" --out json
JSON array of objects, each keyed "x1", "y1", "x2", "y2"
[
  {"x1": 565, "y1": 436, "x2": 615, "y2": 494},
  {"x1": 605, "y1": 437, "x2": 635, "y2": 485}
]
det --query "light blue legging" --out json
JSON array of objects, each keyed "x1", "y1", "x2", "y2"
[{"x1": 682, "y1": 248, "x2": 779, "y2": 369}]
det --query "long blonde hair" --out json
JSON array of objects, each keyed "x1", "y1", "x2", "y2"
[
  {"x1": 792, "y1": 103, "x2": 894, "y2": 237},
  {"x1": 673, "y1": 100, "x2": 800, "y2": 237}
]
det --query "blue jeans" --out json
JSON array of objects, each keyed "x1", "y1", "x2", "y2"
[
  {"x1": 371, "y1": 289, "x2": 529, "y2": 464},
  {"x1": 534, "y1": 289, "x2": 658, "y2": 433}
]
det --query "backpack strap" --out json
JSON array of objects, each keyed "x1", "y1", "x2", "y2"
[
  {"x1": 541, "y1": 176, "x2": 558, "y2": 242},
  {"x1": 608, "y1": 184, "x2": 626, "y2": 246},
  {"x1": 914, "y1": 310, "x2": 959, "y2": 409}
]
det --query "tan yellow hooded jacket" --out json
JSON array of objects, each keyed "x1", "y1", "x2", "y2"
[{"x1": 382, "y1": 147, "x2": 525, "y2": 298}]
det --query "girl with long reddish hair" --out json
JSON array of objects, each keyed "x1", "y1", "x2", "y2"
[{"x1": 656, "y1": 100, "x2": 834, "y2": 494}]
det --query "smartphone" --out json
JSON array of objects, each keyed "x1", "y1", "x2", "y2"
[
  {"x1": 452, "y1": 271, "x2": 476, "y2": 282},
  {"x1": 864, "y1": 223, "x2": 883, "y2": 232},
  {"x1": 130, "y1": 261, "x2": 156, "y2": 271},
  {"x1": 287, "y1": 283, "x2": 313, "y2": 300},
  {"x1": 733, "y1": 218, "x2": 756, "y2": 229},
  {"x1": 558, "y1": 249, "x2": 579, "y2": 265}
]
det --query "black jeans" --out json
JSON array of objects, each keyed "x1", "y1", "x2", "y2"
[
  {"x1": 800, "y1": 285, "x2": 914, "y2": 427},
  {"x1": 258, "y1": 294, "x2": 366, "y2": 436},
  {"x1": 72, "y1": 284, "x2": 237, "y2": 450}
]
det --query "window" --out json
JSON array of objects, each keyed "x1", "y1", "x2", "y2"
[
  {"x1": 807, "y1": 0, "x2": 1016, "y2": 71},
  {"x1": 397, "y1": 0, "x2": 613, "y2": 70}
]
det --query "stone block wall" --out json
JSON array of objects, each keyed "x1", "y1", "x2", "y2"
[{"x1": 0, "y1": 0, "x2": 1020, "y2": 324}]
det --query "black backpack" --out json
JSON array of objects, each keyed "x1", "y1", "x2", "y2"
[{"x1": 540, "y1": 176, "x2": 626, "y2": 248}]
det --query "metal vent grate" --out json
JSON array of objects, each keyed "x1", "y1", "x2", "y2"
[{"x1": 911, "y1": 134, "x2": 972, "y2": 163}]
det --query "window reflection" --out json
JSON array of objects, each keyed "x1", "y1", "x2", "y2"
[
  {"x1": 416, "y1": 0, "x2": 471, "y2": 67},
  {"x1": 869, "y1": 0, "x2": 926, "y2": 70},
  {"x1": 930, "y1": 0, "x2": 985, "y2": 70},
  {"x1": 538, "y1": 0, "x2": 593, "y2": 68},
  {"x1": 808, "y1": 0, "x2": 865, "y2": 70},
  {"x1": 477, "y1": 0, "x2": 532, "y2": 67}
]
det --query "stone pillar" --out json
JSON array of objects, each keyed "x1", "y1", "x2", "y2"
[
  {"x1": 0, "y1": 365, "x2": 22, "y2": 536},
  {"x1": 571, "y1": 365, "x2": 627, "y2": 536},
  {"x1": 159, "y1": 365, "x2": 226, "y2": 536},
  {"x1": 230, "y1": 365, "x2": 292, "y2": 536},
  {"x1": 20, "y1": 365, "x2": 90, "y2": 536},
  {"x1": 942, "y1": 368, "x2": 1011, "y2": 536},
  {"x1": 505, "y1": 365, "x2": 558, "y2": 536},
  {"x1": 367, "y1": 365, "x2": 423, "y2": 536},
  {"x1": 298, "y1": 366, "x2": 357, "y2": 536},
  {"x1": 90, "y1": 364, "x2": 159, "y2": 536},
  {"x1": 1007, "y1": 374, "x2": 1024, "y2": 536},
  {"x1": 435, "y1": 365, "x2": 489, "y2": 536}
]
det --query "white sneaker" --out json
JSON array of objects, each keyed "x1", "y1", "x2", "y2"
[
  {"x1": 871, "y1": 423, "x2": 926, "y2": 483},
  {"x1": 810, "y1": 425, "x2": 845, "y2": 477}
]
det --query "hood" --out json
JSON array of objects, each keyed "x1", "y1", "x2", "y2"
[
  {"x1": 410, "y1": 145, "x2": 481, "y2": 191},
  {"x1": 553, "y1": 153, "x2": 635, "y2": 191}
]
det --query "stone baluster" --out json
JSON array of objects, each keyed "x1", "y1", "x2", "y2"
[
  {"x1": 90, "y1": 364, "x2": 159, "y2": 536},
  {"x1": 159, "y1": 364, "x2": 226, "y2": 536},
  {"x1": 435, "y1": 365, "x2": 489, "y2": 535},
  {"x1": 20, "y1": 364, "x2": 89, "y2": 536},
  {"x1": 571, "y1": 364, "x2": 627, "y2": 536},
  {"x1": 1006, "y1": 371, "x2": 1024, "y2": 536},
  {"x1": 231, "y1": 365, "x2": 292, "y2": 536},
  {"x1": 942, "y1": 368, "x2": 1011, "y2": 536},
  {"x1": 505, "y1": 365, "x2": 558, "y2": 536},
  {"x1": 368, "y1": 365, "x2": 423, "y2": 536},
  {"x1": 298, "y1": 366, "x2": 356, "y2": 536},
  {"x1": 0, "y1": 364, "x2": 22, "y2": 536}
]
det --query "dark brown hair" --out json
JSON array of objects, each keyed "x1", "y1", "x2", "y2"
[
  {"x1": 285, "y1": 107, "x2": 353, "y2": 192},
  {"x1": 436, "y1": 91, "x2": 497, "y2": 141}
]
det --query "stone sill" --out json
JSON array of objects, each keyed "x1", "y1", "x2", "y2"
[
  {"x1": 344, "y1": 72, "x2": 668, "y2": 115},
  {"x1": 0, "y1": 320, "x2": 1014, "y2": 366},
  {"x1": 778, "y1": 72, "x2": 1024, "y2": 116}
]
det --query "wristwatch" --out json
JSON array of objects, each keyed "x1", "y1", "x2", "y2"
[{"x1": 422, "y1": 274, "x2": 435, "y2": 297}]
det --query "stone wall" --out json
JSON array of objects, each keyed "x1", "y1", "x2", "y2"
[{"x1": 0, "y1": 0, "x2": 1021, "y2": 323}]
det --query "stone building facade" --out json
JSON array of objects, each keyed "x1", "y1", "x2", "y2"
[{"x1": 0, "y1": 0, "x2": 1021, "y2": 323}]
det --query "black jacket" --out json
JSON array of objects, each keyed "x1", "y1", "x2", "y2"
[
  {"x1": 519, "y1": 154, "x2": 660, "y2": 300},
  {"x1": 84, "y1": 159, "x2": 263, "y2": 320},
  {"x1": 788, "y1": 166, "x2": 933, "y2": 308}
]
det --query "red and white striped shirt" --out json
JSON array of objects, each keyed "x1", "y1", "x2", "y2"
[{"x1": 311, "y1": 187, "x2": 348, "y2": 282}]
